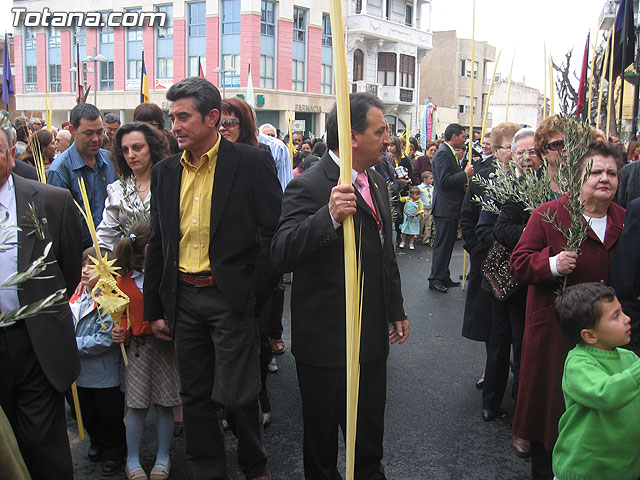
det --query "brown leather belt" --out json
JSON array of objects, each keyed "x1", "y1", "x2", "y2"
[{"x1": 179, "y1": 272, "x2": 215, "y2": 287}]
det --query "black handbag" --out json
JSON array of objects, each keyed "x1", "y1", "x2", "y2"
[{"x1": 481, "y1": 241, "x2": 519, "y2": 301}]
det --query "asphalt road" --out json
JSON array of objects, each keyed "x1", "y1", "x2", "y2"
[{"x1": 69, "y1": 241, "x2": 531, "y2": 479}]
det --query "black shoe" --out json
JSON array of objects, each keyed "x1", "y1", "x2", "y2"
[
  {"x1": 429, "y1": 283, "x2": 448, "y2": 294},
  {"x1": 101, "y1": 460, "x2": 123, "y2": 476},
  {"x1": 443, "y1": 279, "x2": 461, "y2": 288},
  {"x1": 475, "y1": 376, "x2": 485, "y2": 389},
  {"x1": 88, "y1": 444, "x2": 102, "y2": 462},
  {"x1": 481, "y1": 409, "x2": 505, "y2": 422}
]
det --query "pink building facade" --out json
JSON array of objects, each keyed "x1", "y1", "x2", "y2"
[{"x1": 11, "y1": 1, "x2": 337, "y2": 136}]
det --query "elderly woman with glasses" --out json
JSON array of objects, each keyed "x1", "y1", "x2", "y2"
[
  {"x1": 533, "y1": 115, "x2": 567, "y2": 194},
  {"x1": 466, "y1": 122, "x2": 523, "y2": 424},
  {"x1": 509, "y1": 140, "x2": 625, "y2": 479},
  {"x1": 474, "y1": 127, "x2": 542, "y2": 458}
]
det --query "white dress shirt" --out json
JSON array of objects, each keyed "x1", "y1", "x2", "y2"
[{"x1": 0, "y1": 176, "x2": 20, "y2": 313}]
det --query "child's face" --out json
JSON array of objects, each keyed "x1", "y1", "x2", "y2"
[
  {"x1": 586, "y1": 297, "x2": 631, "y2": 350},
  {"x1": 410, "y1": 191, "x2": 421, "y2": 201},
  {"x1": 422, "y1": 176, "x2": 433, "y2": 186},
  {"x1": 81, "y1": 262, "x2": 99, "y2": 290}
]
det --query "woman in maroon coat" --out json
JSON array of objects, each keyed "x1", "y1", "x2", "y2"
[{"x1": 510, "y1": 141, "x2": 625, "y2": 479}]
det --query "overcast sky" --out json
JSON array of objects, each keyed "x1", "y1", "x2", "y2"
[
  {"x1": 1, "y1": 0, "x2": 610, "y2": 95},
  {"x1": 429, "y1": 0, "x2": 608, "y2": 93}
]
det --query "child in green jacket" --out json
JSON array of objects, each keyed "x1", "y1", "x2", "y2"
[{"x1": 553, "y1": 282, "x2": 640, "y2": 480}]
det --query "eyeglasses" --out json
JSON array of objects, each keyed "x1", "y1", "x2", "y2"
[
  {"x1": 515, "y1": 149, "x2": 538, "y2": 158},
  {"x1": 219, "y1": 118, "x2": 240, "y2": 128},
  {"x1": 497, "y1": 145, "x2": 511, "y2": 151},
  {"x1": 546, "y1": 139, "x2": 565, "y2": 152}
]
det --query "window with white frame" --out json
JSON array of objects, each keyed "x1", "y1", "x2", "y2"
[
  {"x1": 156, "y1": 5, "x2": 173, "y2": 79},
  {"x1": 460, "y1": 59, "x2": 478, "y2": 78},
  {"x1": 292, "y1": 7, "x2": 307, "y2": 91},
  {"x1": 399, "y1": 54, "x2": 414, "y2": 89},
  {"x1": 377, "y1": 52, "x2": 396, "y2": 86},
  {"x1": 187, "y1": 2, "x2": 206, "y2": 77},
  {"x1": 458, "y1": 95, "x2": 477, "y2": 113},
  {"x1": 260, "y1": 54, "x2": 274, "y2": 89},
  {"x1": 260, "y1": 0, "x2": 276, "y2": 88},
  {"x1": 99, "y1": 12, "x2": 115, "y2": 90}
]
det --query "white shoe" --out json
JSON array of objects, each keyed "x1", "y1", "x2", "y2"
[
  {"x1": 409, "y1": 244, "x2": 415, "y2": 250},
  {"x1": 398, "y1": 242, "x2": 405, "y2": 249},
  {"x1": 267, "y1": 357, "x2": 278, "y2": 373}
]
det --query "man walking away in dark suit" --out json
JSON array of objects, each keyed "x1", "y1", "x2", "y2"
[
  {"x1": 271, "y1": 93, "x2": 409, "y2": 479},
  {"x1": 610, "y1": 196, "x2": 640, "y2": 354},
  {"x1": 428, "y1": 123, "x2": 474, "y2": 293},
  {"x1": 0, "y1": 110, "x2": 83, "y2": 479},
  {"x1": 144, "y1": 77, "x2": 282, "y2": 480}
]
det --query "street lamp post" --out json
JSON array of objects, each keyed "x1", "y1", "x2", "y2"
[
  {"x1": 213, "y1": 67, "x2": 232, "y2": 99},
  {"x1": 83, "y1": 48, "x2": 108, "y2": 107}
]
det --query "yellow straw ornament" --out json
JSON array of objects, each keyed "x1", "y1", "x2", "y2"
[
  {"x1": 328, "y1": 2, "x2": 364, "y2": 478},
  {"x1": 75, "y1": 178, "x2": 131, "y2": 366}
]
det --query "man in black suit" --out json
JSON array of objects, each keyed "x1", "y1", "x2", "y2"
[
  {"x1": 271, "y1": 93, "x2": 409, "y2": 479},
  {"x1": 428, "y1": 123, "x2": 474, "y2": 293},
  {"x1": 144, "y1": 77, "x2": 282, "y2": 480},
  {"x1": 0, "y1": 111, "x2": 82, "y2": 479},
  {"x1": 610, "y1": 196, "x2": 640, "y2": 354}
]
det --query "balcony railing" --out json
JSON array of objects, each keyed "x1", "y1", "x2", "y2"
[
  {"x1": 399, "y1": 89, "x2": 413, "y2": 103},
  {"x1": 352, "y1": 81, "x2": 379, "y2": 97},
  {"x1": 599, "y1": 0, "x2": 616, "y2": 30}
]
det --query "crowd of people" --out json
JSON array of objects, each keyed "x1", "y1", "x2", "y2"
[{"x1": 2, "y1": 75, "x2": 640, "y2": 480}]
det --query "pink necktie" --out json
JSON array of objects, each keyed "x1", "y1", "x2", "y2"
[
  {"x1": 355, "y1": 171, "x2": 384, "y2": 245},
  {"x1": 355, "y1": 172, "x2": 373, "y2": 209}
]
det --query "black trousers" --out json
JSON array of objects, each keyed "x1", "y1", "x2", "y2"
[
  {"x1": 506, "y1": 288, "x2": 526, "y2": 403},
  {"x1": 174, "y1": 282, "x2": 267, "y2": 480},
  {"x1": 531, "y1": 441, "x2": 554, "y2": 480},
  {"x1": 429, "y1": 216, "x2": 459, "y2": 284},
  {"x1": 76, "y1": 386, "x2": 126, "y2": 461},
  {"x1": 0, "y1": 323, "x2": 73, "y2": 480},
  {"x1": 482, "y1": 296, "x2": 512, "y2": 412},
  {"x1": 296, "y1": 359, "x2": 387, "y2": 480},
  {"x1": 267, "y1": 277, "x2": 285, "y2": 340}
]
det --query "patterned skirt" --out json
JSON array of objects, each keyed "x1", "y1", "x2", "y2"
[{"x1": 124, "y1": 335, "x2": 182, "y2": 409}]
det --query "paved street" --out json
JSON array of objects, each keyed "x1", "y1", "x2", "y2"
[{"x1": 69, "y1": 241, "x2": 531, "y2": 479}]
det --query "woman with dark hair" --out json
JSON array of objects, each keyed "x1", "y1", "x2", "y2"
[
  {"x1": 412, "y1": 141, "x2": 437, "y2": 184},
  {"x1": 300, "y1": 140, "x2": 313, "y2": 154},
  {"x1": 293, "y1": 150, "x2": 311, "y2": 177},
  {"x1": 219, "y1": 98, "x2": 260, "y2": 147},
  {"x1": 311, "y1": 141, "x2": 326, "y2": 157},
  {"x1": 133, "y1": 102, "x2": 180, "y2": 154},
  {"x1": 97, "y1": 122, "x2": 169, "y2": 252},
  {"x1": 20, "y1": 129, "x2": 55, "y2": 166}
]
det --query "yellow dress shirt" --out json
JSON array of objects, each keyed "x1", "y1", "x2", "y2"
[{"x1": 178, "y1": 135, "x2": 221, "y2": 273}]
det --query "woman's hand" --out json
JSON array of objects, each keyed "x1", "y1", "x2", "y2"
[
  {"x1": 556, "y1": 250, "x2": 579, "y2": 276},
  {"x1": 111, "y1": 327, "x2": 126, "y2": 344}
]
